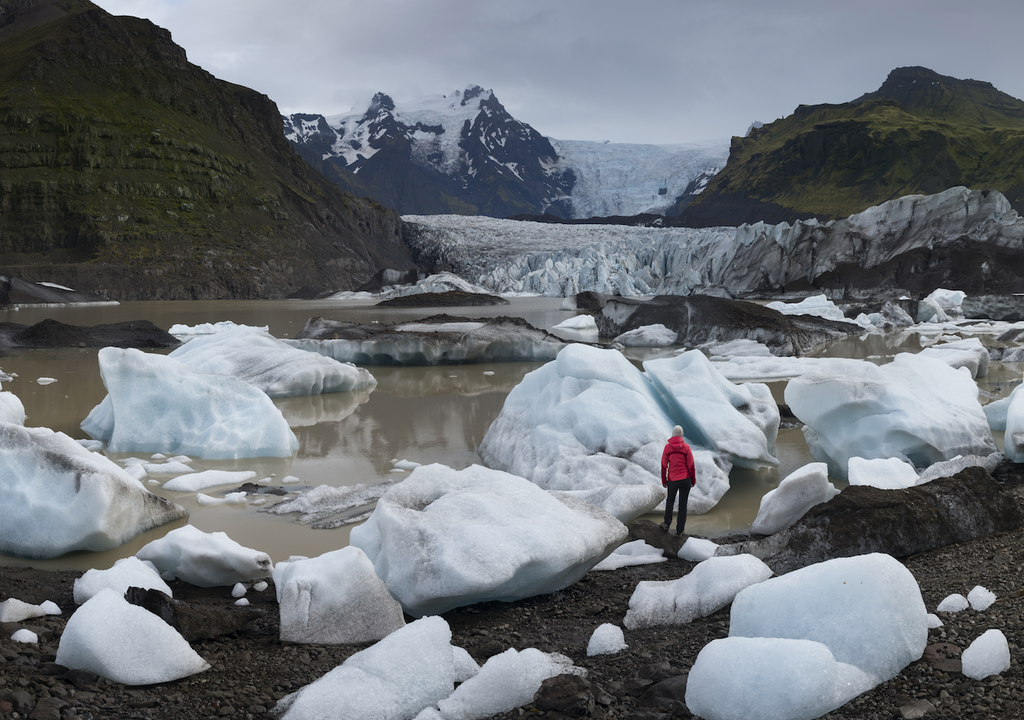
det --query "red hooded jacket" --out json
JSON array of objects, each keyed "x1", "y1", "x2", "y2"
[{"x1": 661, "y1": 435, "x2": 696, "y2": 487}]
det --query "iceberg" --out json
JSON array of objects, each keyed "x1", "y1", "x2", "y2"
[
  {"x1": 81, "y1": 347, "x2": 299, "y2": 459},
  {"x1": 0, "y1": 422, "x2": 187, "y2": 559},
  {"x1": 55, "y1": 588, "x2": 210, "y2": 686},
  {"x1": 643, "y1": 350, "x2": 780, "y2": 468},
  {"x1": 275, "y1": 616, "x2": 456, "y2": 720},
  {"x1": 478, "y1": 344, "x2": 732, "y2": 518},
  {"x1": 785, "y1": 353, "x2": 996, "y2": 478},
  {"x1": 274, "y1": 547, "x2": 406, "y2": 644},
  {"x1": 961, "y1": 630, "x2": 1010, "y2": 679},
  {"x1": 73, "y1": 556, "x2": 173, "y2": 604},
  {"x1": 167, "y1": 325, "x2": 376, "y2": 397},
  {"x1": 750, "y1": 462, "x2": 838, "y2": 536},
  {"x1": 623, "y1": 554, "x2": 773, "y2": 629},
  {"x1": 136, "y1": 525, "x2": 273, "y2": 588},
  {"x1": 349, "y1": 463, "x2": 627, "y2": 616}
]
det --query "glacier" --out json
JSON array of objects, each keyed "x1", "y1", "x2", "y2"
[{"x1": 403, "y1": 186, "x2": 1024, "y2": 297}]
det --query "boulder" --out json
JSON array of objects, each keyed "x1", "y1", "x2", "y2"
[
  {"x1": 124, "y1": 587, "x2": 265, "y2": 642},
  {"x1": 718, "y1": 467, "x2": 1024, "y2": 574}
]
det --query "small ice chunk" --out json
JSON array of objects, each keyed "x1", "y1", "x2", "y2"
[
  {"x1": 677, "y1": 536, "x2": 718, "y2": 562},
  {"x1": 453, "y1": 646, "x2": 480, "y2": 683},
  {"x1": 253, "y1": 581, "x2": 269, "y2": 592},
  {"x1": 234, "y1": 598, "x2": 250, "y2": 607},
  {"x1": 937, "y1": 594, "x2": 969, "y2": 612},
  {"x1": 961, "y1": 629, "x2": 1010, "y2": 679},
  {"x1": 37, "y1": 377, "x2": 57, "y2": 385},
  {"x1": 968, "y1": 585, "x2": 996, "y2": 611},
  {"x1": 587, "y1": 623, "x2": 628, "y2": 656},
  {"x1": 231, "y1": 582, "x2": 247, "y2": 598},
  {"x1": 197, "y1": 491, "x2": 247, "y2": 505},
  {"x1": 143, "y1": 461, "x2": 195, "y2": 475},
  {"x1": 163, "y1": 470, "x2": 257, "y2": 492},
  {"x1": 591, "y1": 540, "x2": 666, "y2": 571},
  {"x1": 0, "y1": 598, "x2": 47, "y2": 623},
  {"x1": 11, "y1": 629, "x2": 38, "y2": 643},
  {"x1": 926, "y1": 614, "x2": 943, "y2": 628}
]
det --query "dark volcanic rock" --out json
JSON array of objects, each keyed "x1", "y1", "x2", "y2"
[
  {"x1": 595, "y1": 294, "x2": 858, "y2": 356},
  {"x1": 375, "y1": 290, "x2": 509, "y2": 307},
  {"x1": 124, "y1": 586, "x2": 266, "y2": 642},
  {"x1": 720, "y1": 466, "x2": 1024, "y2": 573},
  {"x1": 0, "y1": 319, "x2": 179, "y2": 349}
]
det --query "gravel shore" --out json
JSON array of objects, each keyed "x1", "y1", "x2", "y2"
[{"x1": 1, "y1": 519, "x2": 1022, "y2": 720}]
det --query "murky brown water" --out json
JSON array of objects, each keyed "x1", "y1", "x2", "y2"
[{"x1": 0, "y1": 299, "x2": 1015, "y2": 570}]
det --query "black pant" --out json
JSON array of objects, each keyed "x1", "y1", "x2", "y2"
[{"x1": 664, "y1": 479, "x2": 691, "y2": 533}]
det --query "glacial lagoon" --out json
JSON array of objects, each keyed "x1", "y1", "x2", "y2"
[{"x1": 0, "y1": 297, "x2": 1014, "y2": 571}]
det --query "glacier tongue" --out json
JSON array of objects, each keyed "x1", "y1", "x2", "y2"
[{"x1": 404, "y1": 187, "x2": 1024, "y2": 297}]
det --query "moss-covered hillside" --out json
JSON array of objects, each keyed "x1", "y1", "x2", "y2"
[
  {"x1": 0, "y1": 0, "x2": 415, "y2": 299},
  {"x1": 676, "y1": 67, "x2": 1024, "y2": 226}
]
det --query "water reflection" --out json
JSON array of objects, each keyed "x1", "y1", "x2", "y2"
[{"x1": 0, "y1": 298, "x2": 1019, "y2": 571}]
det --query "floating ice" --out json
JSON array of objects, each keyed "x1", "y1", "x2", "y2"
[
  {"x1": 437, "y1": 647, "x2": 585, "y2": 720},
  {"x1": 73, "y1": 556, "x2": 172, "y2": 604},
  {"x1": 785, "y1": 353, "x2": 996, "y2": 478},
  {"x1": 274, "y1": 547, "x2": 406, "y2": 644},
  {"x1": 169, "y1": 320, "x2": 268, "y2": 336},
  {"x1": 624, "y1": 554, "x2": 773, "y2": 629},
  {"x1": 349, "y1": 463, "x2": 627, "y2": 616},
  {"x1": 36, "y1": 377, "x2": 57, "y2": 385},
  {"x1": 766, "y1": 294, "x2": 850, "y2": 322},
  {"x1": 55, "y1": 588, "x2": 209, "y2": 685},
  {"x1": 678, "y1": 536, "x2": 719, "y2": 562},
  {"x1": 143, "y1": 461, "x2": 194, "y2": 475},
  {"x1": 961, "y1": 629, "x2": 1010, "y2": 679},
  {"x1": 196, "y1": 491, "x2": 247, "y2": 505},
  {"x1": 0, "y1": 422, "x2": 187, "y2": 559},
  {"x1": 137, "y1": 525, "x2": 272, "y2": 588},
  {"x1": 750, "y1": 462, "x2": 838, "y2": 536},
  {"x1": 644, "y1": 350, "x2": 780, "y2": 468},
  {"x1": 968, "y1": 585, "x2": 997, "y2": 611},
  {"x1": 262, "y1": 481, "x2": 394, "y2": 529},
  {"x1": 478, "y1": 344, "x2": 732, "y2": 519},
  {"x1": 82, "y1": 347, "x2": 298, "y2": 459},
  {"x1": 614, "y1": 323, "x2": 678, "y2": 346},
  {"x1": 275, "y1": 616, "x2": 456, "y2": 720},
  {"x1": 168, "y1": 326, "x2": 376, "y2": 397},
  {"x1": 591, "y1": 539, "x2": 666, "y2": 571},
  {"x1": 937, "y1": 594, "x2": 969, "y2": 612},
  {"x1": 847, "y1": 456, "x2": 919, "y2": 490},
  {"x1": 163, "y1": 470, "x2": 257, "y2": 492}
]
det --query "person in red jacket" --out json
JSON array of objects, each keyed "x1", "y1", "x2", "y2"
[{"x1": 660, "y1": 425, "x2": 696, "y2": 536}]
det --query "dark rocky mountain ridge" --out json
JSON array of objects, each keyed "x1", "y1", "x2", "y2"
[{"x1": 0, "y1": 0, "x2": 415, "y2": 300}]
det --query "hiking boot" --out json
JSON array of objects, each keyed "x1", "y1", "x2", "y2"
[
  {"x1": 671, "y1": 528, "x2": 685, "y2": 537},
  {"x1": 659, "y1": 522, "x2": 671, "y2": 532}
]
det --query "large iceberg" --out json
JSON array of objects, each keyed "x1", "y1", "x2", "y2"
[
  {"x1": 167, "y1": 325, "x2": 376, "y2": 397},
  {"x1": 478, "y1": 344, "x2": 732, "y2": 518},
  {"x1": 349, "y1": 463, "x2": 627, "y2": 616},
  {"x1": 686, "y1": 553, "x2": 928, "y2": 720},
  {"x1": 785, "y1": 353, "x2": 996, "y2": 478},
  {"x1": 286, "y1": 315, "x2": 565, "y2": 366},
  {"x1": 643, "y1": 350, "x2": 779, "y2": 468},
  {"x1": 0, "y1": 422, "x2": 187, "y2": 559},
  {"x1": 81, "y1": 347, "x2": 299, "y2": 459}
]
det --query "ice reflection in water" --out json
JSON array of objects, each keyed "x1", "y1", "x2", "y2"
[{"x1": 0, "y1": 298, "x2": 1018, "y2": 570}]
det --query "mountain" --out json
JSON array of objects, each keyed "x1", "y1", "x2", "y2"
[
  {"x1": 0, "y1": 0, "x2": 415, "y2": 300},
  {"x1": 283, "y1": 87, "x2": 728, "y2": 219},
  {"x1": 677, "y1": 66, "x2": 1024, "y2": 226}
]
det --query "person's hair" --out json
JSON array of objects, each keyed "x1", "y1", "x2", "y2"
[{"x1": 672, "y1": 425, "x2": 683, "y2": 437}]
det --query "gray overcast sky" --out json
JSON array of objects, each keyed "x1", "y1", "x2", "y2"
[{"x1": 92, "y1": 0, "x2": 1024, "y2": 145}]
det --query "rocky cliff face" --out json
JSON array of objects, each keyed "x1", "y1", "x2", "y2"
[
  {"x1": 0, "y1": 0, "x2": 415, "y2": 300},
  {"x1": 677, "y1": 67, "x2": 1024, "y2": 226}
]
